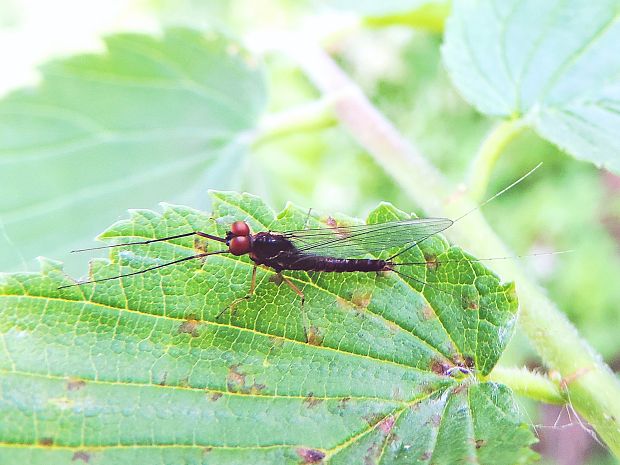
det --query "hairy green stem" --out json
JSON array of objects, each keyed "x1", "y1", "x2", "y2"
[
  {"x1": 266, "y1": 39, "x2": 620, "y2": 455},
  {"x1": 488, "y1": 366, "x2": 565, "y2": 405},
  {"x1": 252, "y1": 98, "x2": 338, "y2": 148},
  {"x1": 468, "y1": 119, "x2": 526, "y2": 201}
]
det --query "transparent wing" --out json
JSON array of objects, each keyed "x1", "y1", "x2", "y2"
[{"x1": 278, "y1": 218, "x2": 453, "y2": 259}]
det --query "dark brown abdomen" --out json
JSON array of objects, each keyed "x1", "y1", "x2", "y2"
[{"x1": 279, "y1": 255, "x2": 389, "y2": 272}]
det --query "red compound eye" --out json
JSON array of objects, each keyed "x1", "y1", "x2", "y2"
[
  {"x1": 230, "y1": 221, "x2": 250, "y2": 237},
  {"x1": 229, "y1": 236, "x2": 251, "y2": 256}
]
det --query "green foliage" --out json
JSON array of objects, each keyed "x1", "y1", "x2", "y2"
[
  {"x1": 321, "y1": 0, "x2": 450, "y2": 31},
  {"x1": 0, "y1": 192, "x2": 536, "y2": 464},
  {"x1": 443, "y1": 0, "x2": 620, "y2": 173},
  {"x1": 0, "y1": 28, "x2": 266, "y2": 271},
  {"x1": 2, "y1": 0, "x2": 620, "y2": 462}
]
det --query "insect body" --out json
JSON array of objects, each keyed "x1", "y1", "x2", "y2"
[
  {"x1": 61, "y1": 164, "x2": 541, "y2": 295},
  {"x1": 60, "y1": 216, "x2": 455, "y2": 327},
  {"x1": 225, "y1": 219, "x2": 450, "y2": 274},
  {"x1": 60, "y1": 165, "x2": 544, "y2": 337}
]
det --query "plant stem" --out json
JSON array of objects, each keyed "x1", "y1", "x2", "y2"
[
  {"x1": 252, "y1": 98, "x2": 338, "y2": 148},
  {"x1": 488, "y1": 366, "x2": 565, "y2": 405},
  {"x1": 266, "y1": 39, "x2": 620, "y2": 455},
  {"x1": 468, "y1": 119, "x2": 526, "y2": 201}
]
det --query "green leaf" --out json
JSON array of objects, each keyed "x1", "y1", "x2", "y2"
[
  {"x1": 0, "y1": 192, "x2": 535, "y2": 464},
  {"x1": 442, "y1": 0, "x2": 620, "y2": 172},
  {"x1": 317, "y1": 0, "x2": 450, "y2": 31},
  {"x1": 0, "y1": 28, "x2": 266, "y2": 271}
]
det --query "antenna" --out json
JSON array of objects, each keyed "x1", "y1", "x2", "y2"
[
  {"x1": 387, "y1": 162, "x2": 543, "y2": 261},
  {"x1": 70, "y1": 231, "x2": 227, "y2": 253},
  {"x1": 58, "y1": 250, "x2": 227, "y2": 289},
  {"x1": 395, "y1": 250, "x2": 573, "y2": 267},
  {"x1": 453, "y1": 162, "x2": 542, "y2": 223}
]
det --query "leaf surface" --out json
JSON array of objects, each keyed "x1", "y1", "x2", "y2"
[
  {"x1": 0, "y1": 192, "x2": 536, "y2": 464},
  {"x1": 0, "y1": 28, "x2": 266, "y2": 271},
  {"x1": 443, "y1": 0, "x2": 620, "y2": 172}
]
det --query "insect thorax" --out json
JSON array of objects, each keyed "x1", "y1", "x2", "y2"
[{"x1": 251, "y1": 232, "x2": 297, "y2": 263}]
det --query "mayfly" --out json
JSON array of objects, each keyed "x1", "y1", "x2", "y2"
[{"x1": 59, "y1": 164, "x2": 543, "y2": 314}]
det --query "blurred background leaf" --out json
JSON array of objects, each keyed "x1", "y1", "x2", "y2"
[
  {"x1": 0, "y1": 28, "x2": 266, "y2": 275},
  {"x1": 314, "y1": 0, "x2": 450, "y2": 31},
  {"x1": 443, "y1": 0, "x2": 620, "y2": 173}
]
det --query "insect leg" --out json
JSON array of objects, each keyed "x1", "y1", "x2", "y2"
[
  {"x1": 278, "y1": 274, "x2": 308, "y2": 343},
  {"x1": 279, "y1": 274, "x2": 305, "y2": 303},
  {"x1": 303, "y1": 208, "x2": 313, "y2": 230},
  {"x1": 216, "y1": 265, "x2": 258, "y2": 320}
]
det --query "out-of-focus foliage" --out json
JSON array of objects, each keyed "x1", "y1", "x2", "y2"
[
  {"x1": 0, "y1": 29, "x2": 266, "y2": 274},
  {"x1": 316, "y1": 0, "x2": 450, "y2": 31},
  {"x1": 443, "y1": 0, "x2": 620, "y2": 173}
]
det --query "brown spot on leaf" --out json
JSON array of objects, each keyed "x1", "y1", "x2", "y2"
[
  {"x1": 420, "y1": 451, "x2": 432, "y2": 460},
  {"x1": 297, "y1": 448, "x2": 325, "y2": 463},
  {"x1": 39, "y1": 437, "x2": 54, "y2": 446},
  {"x1": 384, "y1": 319, "x2": 401, "y2": 333},
  {"x1": 203, "y1": 447, "x2": 213, "y2": 455},
  {"x1": 424, "y1": 254, "x2": 438, "y2": 271},
  {"x1": 193, "y1": 237, "x2": 208, "y2": 253},
  {"x1": 303, "y1": 393, "x2": 323, "y2": 408},
  {"x1": 378, "y1": 415, "x2": 395, "y2": 434},
  {"x1": 267, "y1": 336, "x2": 285, "y2": 355},
  {"x1": 178, "y1": 318, "x2": 201, "y2": 337},
  {"x1": 306, "y1": 325, "x2": 323, "y2": 346},
  {"x1": 226, "y1": 365, "x2": 266, "y2": 394},
  {"x1": 352, "y1": 290, "x2": 372, "y2": 308},
  {"x1": 209, "y1": 391, "x2": 223, "y2": 401},
  {"x1": 430, "y1": 359, "x2": 451, "y2": 376},
  {"x1": 66, "y1": 378, "x2": 86, "y2": 391},
  {"x1": 421, "y1": 305, "x2": 436, "y2": 320},
  {"x1": 250, "y1": 383, "x2": 266, "y2": 394},
  {"x1": 336, "y1": 296, "x2": 352, "y2": 309},
  {"x1": 338, "y1": 397, "x2": 351, "y2": 411},
  {"x1": 475, "y1": 439, "x2": 486, "y2": 449},
  {"x1": 71, "y1": 451, "x2": 90, "y2": 463},
  {"x1": 270, "y1": 273, "x2": 284, "y2": 285},
  {"x1": 226, "y1": 365, "x2": 246, "y2": 392},
  {"x1": 467, "y1": 300, "x2": 478, "y2": 310},
  {"x1": 363, "y1": 413, "x2": 385, "y2": 427},
  {"x1": 159, "y1": 372, "x2": 168, "y2": 386}
]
